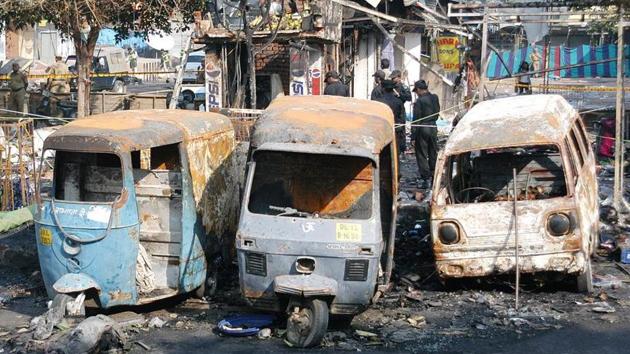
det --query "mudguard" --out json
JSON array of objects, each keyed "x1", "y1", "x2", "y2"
[
  {"x1": 53, "y1": 273, "x2": 101, "y2": 294},
  {"x1": 274, "y1": 274, "x2": 337, "y2": 297}
]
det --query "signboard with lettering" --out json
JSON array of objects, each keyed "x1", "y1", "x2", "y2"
[
  {"x1": 290, "y1": 47, "x2": 308, "y2": 96},
  {"x1": 437, "y1": 36, "x2": 461, "y2": 72},
  {"x1": 205, "y1": 58, "x2": 222, "y2": 110},
  {"x1": 307, "y1": 49, "x2": 322, "y2": 95}
]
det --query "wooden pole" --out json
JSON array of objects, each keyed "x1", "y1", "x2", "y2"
[
  {"x1": 613, "y1": 5, "x2": 627, "y2": 212},
  {"x1": 478, "y1": 8, "x2": 489, "y2": 101}
]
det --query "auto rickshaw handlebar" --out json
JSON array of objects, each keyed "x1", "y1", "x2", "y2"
[{"x1": 49, "y1": 197, "x2": 116, "y2": 244}]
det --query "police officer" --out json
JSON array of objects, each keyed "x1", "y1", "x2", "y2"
[
  {"x1": 389, "y1": 69, "x2": 411, "y2": 156},
  {"x1": 411, "y1": 80, "x2": 440, "y2": 189},
  {"x1": 8, "y1": 63, "x2": 28, "y2": 115},
  {"x1": 370, "y1": 70, "x2": 386, "y2": 101},
  {"x1": 376, "y1": 79, "x2": 405, "y2": 164},
  {"x1": 390, "y1": 69, "x2": 411, "y2": 104},
  {"x1": 46, "y1": 55, "x2": 70, "y2": 94},
  {"x1": 127, "y1": 47, "x2": 138, "y2": 73},
  {"x1": 323, "y1": 71, "x2": 349, "y2": 97}
]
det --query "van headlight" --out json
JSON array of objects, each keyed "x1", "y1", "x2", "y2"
[
  {"x1": 438, "y1": 222, "x2": 460, "y2": 244},
  {"x1": 547, "y1": 213, "x2": 572, "y2": 236}
]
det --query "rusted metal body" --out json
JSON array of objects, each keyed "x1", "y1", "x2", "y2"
[
  {"x1": 431, "y1": 95, "x2": 598, "y2": 286},
  {"x1": 34, "y1": 110, "x2": 240, "y2": 308},
  {"x1": 237, "y1": 96, "x2": 398, "y2": 316}
]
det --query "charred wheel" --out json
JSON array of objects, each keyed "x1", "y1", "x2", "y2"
[{"x1": 286, "y1": 298, "x2": 329, "y2": 348}]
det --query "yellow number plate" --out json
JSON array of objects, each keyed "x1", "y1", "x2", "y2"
[
  {"x1": 39, "y1": 228, "x2": 52, "y2": 246},
  {"x1": 335, "y1": 223, "x2": 362, "y2": 242}
]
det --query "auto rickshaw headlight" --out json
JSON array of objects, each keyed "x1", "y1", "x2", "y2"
[
  {"x1": 547, "y1": 213, "x2": 572, "y2": 236},
  {"x1": 438, "y1": 222, "x2": 460, "y2": 245},
  {"x1": 296, "y1": 257, "x2": 315, "y2": 274}
]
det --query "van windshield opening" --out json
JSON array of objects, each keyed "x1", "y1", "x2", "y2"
[
  {"x1": 44, "y1": 151, "x2": 123, "y2": 203},
  {"x1": 248, "y1": 151, "x2": 374, "y2": 219},
  {"x1": 440, "y1": 145, "x2": 567, "y2": 204}
]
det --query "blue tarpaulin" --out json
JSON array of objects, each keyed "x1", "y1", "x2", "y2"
[
  {"x1": 487, "y1": 44, "x2": 630, "y2": 78},
  {"x1": 96, "y1": 29, "x2": 147, "y2": 49}
]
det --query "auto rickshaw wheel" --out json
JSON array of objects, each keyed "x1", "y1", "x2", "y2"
[
  {"x1": 286, "y1": 298, "x2": 329, "y2": 348},
  {"x1": 577, "y1": 258, "x2": 594, "y2": 293}
]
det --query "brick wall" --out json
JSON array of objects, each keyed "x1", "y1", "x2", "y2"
[{"x1": 254, "y1": 42, "x2": 290, "y2": 94}]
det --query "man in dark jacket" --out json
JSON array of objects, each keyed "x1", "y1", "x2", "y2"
[
  {"x1": 390, "y1": 70, "x2": 412, "y2": 104},
  {"x1": 370, "y1": 70, "x2": 386, "y2": 101},
  {"x1": 323, "y1": 70, "x2": 349, "y2": 97},
  {"x1": 389, "y1": 69, "x2": 411, "y2": 156},
  {"x1": 411, "y1": 80, "x2": 440, "y2": 189},
  {"x1": 376, "y1": 80, "x2": 405, "y2": 164}
]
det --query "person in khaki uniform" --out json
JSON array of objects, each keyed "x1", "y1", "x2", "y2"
[
  {"x1": 46, "y1": 55, "x2": 70, "y2": 94},
  {"x1": 8, "y1": 63, "x2": 28, "y2": 115}
]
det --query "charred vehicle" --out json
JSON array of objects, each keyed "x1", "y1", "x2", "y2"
[
  {"x1": 34, "y1": 110, "x2": 240, "y2": 312},
  {"x1": 431, "y1": 95, "x2": 597, "y2": 292},
  {"x1": 236, "y1": 96, "x2": 398, "y2": 347}
]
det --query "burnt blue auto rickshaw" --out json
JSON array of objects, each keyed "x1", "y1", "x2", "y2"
[
  {"x1": 236, "y1": 96, "x2": 398, "y2": 347},
  {"x1": 34, "y1": 110, "x2": 240, "y2": 313}
]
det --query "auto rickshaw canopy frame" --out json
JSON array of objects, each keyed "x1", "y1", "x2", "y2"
[
  {"x1": 251, "y1": 96, "x2": 395, "y2": 160},
  {"x1": 43, "y1": 109, "x2": 234, "y2": 153}
]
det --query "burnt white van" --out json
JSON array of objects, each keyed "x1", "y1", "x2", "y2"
[{"x1": 431, "y1": 95, "x2": 597, "y2": 292}]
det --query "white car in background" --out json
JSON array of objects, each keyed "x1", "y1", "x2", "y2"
[{"x1": 182, "y1": 51, "x2": 205, "y2": 84}]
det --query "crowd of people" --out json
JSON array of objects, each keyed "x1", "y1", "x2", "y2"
[{"x1": 322, "y1": 58, "x2": 440, "y2": 188}]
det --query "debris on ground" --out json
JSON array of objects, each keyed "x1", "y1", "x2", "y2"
[
  {"x1": 147, "y1": 317, "x2": 166, "y2": 329},
  {"x1": 46, "y1": 314, "x2": 126, "y2": 354},
  {"x1": 217, "y1": 314, "x2": 275, "y2": 337}
]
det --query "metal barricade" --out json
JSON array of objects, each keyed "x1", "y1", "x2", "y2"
[{"x1": 216, "y1": 108, "x2": 263, "y2": 142}]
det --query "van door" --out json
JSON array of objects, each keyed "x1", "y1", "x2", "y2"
[{"x1": 566, "y1": 119, "x2": 599, "y2": 254}]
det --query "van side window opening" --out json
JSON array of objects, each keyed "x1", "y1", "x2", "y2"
[
  {"x1": 131, "y1": 144, "x2": 181, "y2": 171},
  {"x1": 443, "y1": 145, "x2": 567, "y2": 204},
  {"x1": 564, "y1": 139, "x2": 579, "y2": 186},
  {"x1": 569, "y1": 128, "x2": 585, "y2": 167},
  {"x1": 575, "y1": 119, "x2": 591, "y2": 156},
  {"x1": 51, "y1": 151, "x2": 123, "y2": 203},
  {"x1": 248, "y1": 151, "x2": 374, "y2": 219}
]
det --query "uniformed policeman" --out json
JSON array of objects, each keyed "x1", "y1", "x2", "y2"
[
  {"x1": 411, "y1": 80, "x2": 440, "y2": 189},
  {"x1": 8, "y1": 63, "x2": 28, "y2": 115},
  {"x1": 376, "y1": 79, "x2": 406, "y2": 166},
  {"x1": 323, "y1": 71, "x2": 349, "y2": 97},
  {"x1": 46, "y1": 55, "x2": 70, "y2": 94}
]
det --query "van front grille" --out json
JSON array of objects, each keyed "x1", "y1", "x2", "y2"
[
  {"x1": 344, "y1": 259, "x2": 369, "y2": 281},
  {"x1": 245, "y1": 252, "x2": 267, "y2": 276}
]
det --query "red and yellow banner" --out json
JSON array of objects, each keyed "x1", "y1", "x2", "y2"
[{"x1": 437, "y1": 36, "x2": 460, "y2": 72}]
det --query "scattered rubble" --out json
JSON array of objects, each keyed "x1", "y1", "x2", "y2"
[
  {"x1": 147, "y1": 317, "x2": 165, "y2": 329},
  {"x1": 46, "y1": 314, "x2": 126, "y2": 354}
]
